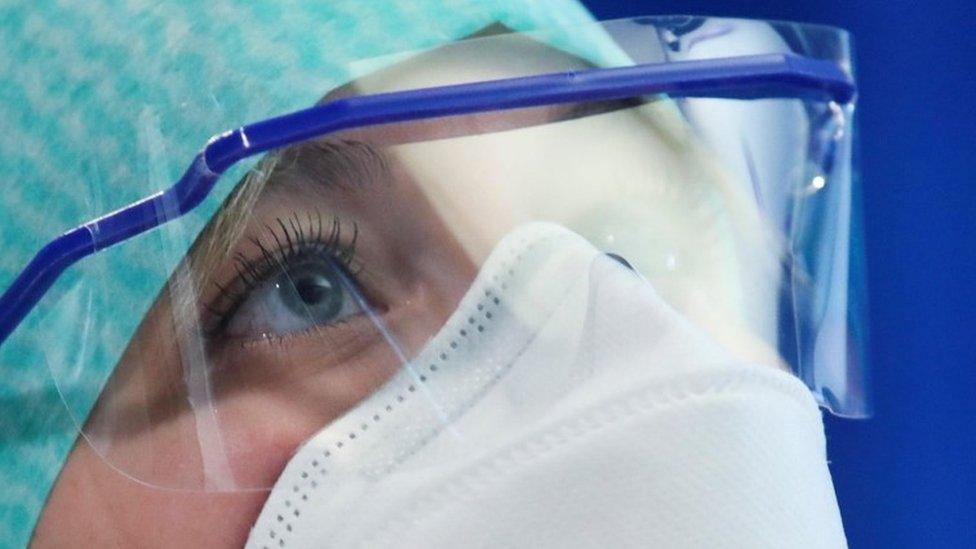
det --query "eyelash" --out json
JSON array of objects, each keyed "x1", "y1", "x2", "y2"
[{"x1": 204, "y1": 211, "x2": 361, "y2": 336}]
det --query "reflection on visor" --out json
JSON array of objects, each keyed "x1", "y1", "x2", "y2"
[{"x1": 43, "y1": 18, "x2": 863, "y2": 493}]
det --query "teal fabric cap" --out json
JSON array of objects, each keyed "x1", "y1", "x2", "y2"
[{"x1": 0, "y1": 0, "x2": 601, "y2": 544}]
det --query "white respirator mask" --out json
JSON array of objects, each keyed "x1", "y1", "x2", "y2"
[{"x1": 246, "y1": 223, "x2": 846, "y2": 549}]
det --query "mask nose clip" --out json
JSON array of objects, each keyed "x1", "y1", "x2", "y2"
[
  {"x1": 604, "y1": 252, "x2": 634, "y2": 271},
  {"x1": 602, "y1": 252, "x2": 654, "y2": 287}
]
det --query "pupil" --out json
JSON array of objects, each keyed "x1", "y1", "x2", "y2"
[
  {"x1": 297, "y1": 275, "x2": 331, "y2": 305},
  {"x1": 278, "y1": 261, "x2": 344, "y2": 321}
]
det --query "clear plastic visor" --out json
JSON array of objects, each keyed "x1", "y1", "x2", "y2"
[{"x1": 40, "y1": 17, "x2": 865, "y2": 492}]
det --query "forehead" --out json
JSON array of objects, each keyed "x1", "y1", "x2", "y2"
[
  {"x1": 256, "y1": 31, "x2": 613, "y2": 198},
  {"x1": 314, "y1": 30, "x2": 595, "y2": 148},
  {"x1": 330, "y1": 27, "x2": 593, "y2": 99}
]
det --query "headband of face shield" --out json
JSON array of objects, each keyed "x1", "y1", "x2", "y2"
[{"x1": 15, "y1": 17, "x2": 865, "y2": 492}]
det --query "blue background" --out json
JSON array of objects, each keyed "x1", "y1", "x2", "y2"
[{"x1": 581, "y1": 1, "x2": 976, "y2": 547}]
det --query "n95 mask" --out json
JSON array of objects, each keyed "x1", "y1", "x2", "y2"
[{"x1": 246, "y1": 223, "x2": 846, "y2": 549}]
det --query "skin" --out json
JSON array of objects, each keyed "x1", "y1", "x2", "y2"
[{"x1": 32, "y1": 31, "x2": 783, "y2": 547}]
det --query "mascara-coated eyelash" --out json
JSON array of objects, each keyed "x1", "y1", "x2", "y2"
[{"x1": 204, "y1": 211, "x2": 360, "y2": 336}]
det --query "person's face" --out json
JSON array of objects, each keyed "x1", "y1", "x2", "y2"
[
  {"x1": 32, "y1": 32, "x2": 781, "y2": 547},
  {"x1": 31, "y1": 136, "x2": 479, "y2": 546},
  {"x1": 29, "y1": 34, "x2": 590, "y2": 547}
]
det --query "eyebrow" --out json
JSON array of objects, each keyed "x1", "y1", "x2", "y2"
[
  {"x1": 561, "y1": 96, "x2": 645, "y2": 121},
  {"x1": 268, "y1": 138, "x2": 392, "y2": 194},
  {"x1": 264, "y1": 94, "x2": 638, "y2": 193}
]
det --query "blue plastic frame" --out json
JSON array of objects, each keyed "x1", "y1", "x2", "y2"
[{"x1": 0, "y1": 53, "x2": 855, "y2": 345}]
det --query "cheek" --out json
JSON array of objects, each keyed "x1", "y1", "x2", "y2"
[
  {"x1": 214, "y1": 342, "x2": 403, "y2": 488},
  {"x1": 34, "y1": 203, "x2": 481, "y2": 545},
  {"x1": 212, "y1": 277, "x2": 466, "y2": 489},
  {"x1": 33, "y1": 439, "x2": 269, "y2": 548}
]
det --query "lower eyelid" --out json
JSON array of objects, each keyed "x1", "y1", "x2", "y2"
[{"x1": 221, "y1": 309, "x2": 387, "y2": 362}]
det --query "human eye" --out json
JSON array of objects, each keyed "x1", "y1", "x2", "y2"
[{"x1": 206, "y1": 212, "x2": 369, "y2": 342}]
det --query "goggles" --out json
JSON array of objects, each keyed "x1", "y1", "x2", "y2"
[{"x1": 0, "y1": 16, "x2": 865, "y2": 493}]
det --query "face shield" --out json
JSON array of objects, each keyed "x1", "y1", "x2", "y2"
[{"x1": 0, "y1": 16, "x2": 864, "y2": 497}]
